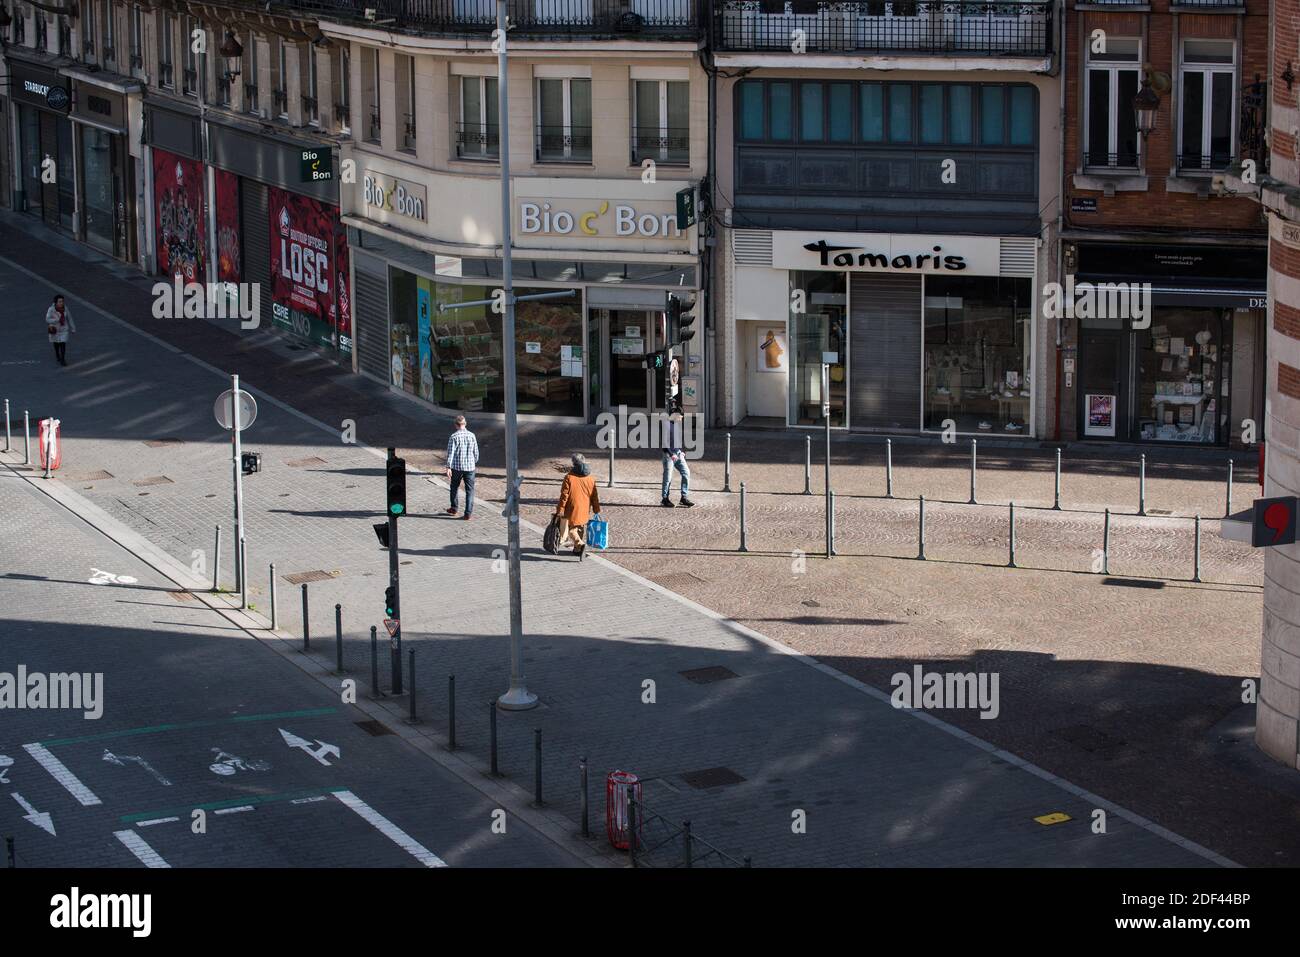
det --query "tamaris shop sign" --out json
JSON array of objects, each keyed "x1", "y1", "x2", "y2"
[{"x1": 268, "y1": 187, "x2": 351, "y2": 355}]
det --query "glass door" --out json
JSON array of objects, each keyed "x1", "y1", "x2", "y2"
[
  {"x1": 789, "y1": 272, "x2": 848, "y2": 427},
  {"x1": 608, "y1": 308, "x2": 652, "y2": 410}
]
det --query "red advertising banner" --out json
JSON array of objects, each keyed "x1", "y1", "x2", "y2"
[
  {"x1": 152, "y1": 148, "x2": 205, "y2": 281},
  {"x1": 214, "y1": 169, "x2": 241, "y2": 284},
  {"x1": 267, "y1": 186, "x2": 351, "y2": 356}
]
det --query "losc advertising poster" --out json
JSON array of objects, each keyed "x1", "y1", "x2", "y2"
[
  {"x1": 213, "y1": 169, "x2": 241, "y2": 284},
  {"x1": 152, "y1": 148, "x2": 205, "y2": 282},
  {"x1": 268, "y1": 187, "x2": 351, "y2": 354}
]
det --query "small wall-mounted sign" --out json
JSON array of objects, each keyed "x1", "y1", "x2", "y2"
[{"x1": 1070, "y1": 197, "x2": 1098, "y2": 213}]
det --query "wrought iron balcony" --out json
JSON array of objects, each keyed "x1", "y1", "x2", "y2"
[
  {"x1": 631, "y1": 126, "x2": 690, "y2": 164},
  {"x1": 456, "y1": 121, "x2": 500, "y2": 159},
  {"x1": 713, "y1": 0, "x2": 1053, "y2": 56},
  {"x1": 536, "y1": 124, "x2": 593, "y2": 162},
  {"x1": 1170, "y1": 0, "x2": 1243, "y2": 7}
]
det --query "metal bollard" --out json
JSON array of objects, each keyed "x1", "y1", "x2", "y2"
[
  {"x1": 1138, "y1": 454, "x2": 1147, "y2": 516},
  {"x1": 269, "y1": 563, "x2": 277, "y2": 629},
  {"x1": 1102, "y1": 508, "x2": 1111, "y2": 575},
  {"x1": 724, "y1": 432, "x2": 733, "y2": 493},
  {"x1": 968, "y1": 439, "x2": 977, "y2": 505},
  {"x1": 917, "y1": 495, "x2": 927, "y2": 561},
  {"x1": 5, "y1": 836, "x2": 13, "y2": 868},
  {"x1": 1007, "y1": 502, "x2": 1017, "y2": 568},
  {"x1": 213, "y1": 525, "x2": 222, "y2": 592},
  {"x1": 489, "y1": 702, "x2": 500, "y2": 776},
  {"x1": 448, "y1": 675, "x2": 457, "y2": 751},
  {"x1": 683, "y1": 820, "x2": 694, "y2": 868},
  {"x1": 580, "y1": 757, "x2": 589, "y2": 838},
  {"x1": 23, "y1": 410, "x2": 30, "y2": 466},
  {"x1": 408, "y1": 649, "x2": 417, "y2": 723},
  {"x1": 3, "y1": 398, "x2": 9, "y2": 452},
  {"x1": 744, "y1": 856, "x2": 752, "y2": 868},
  {"x1": 1053, "y1": 448, "x2": 1062, "y2": 510},
  {"x1": 886, "y1": 438, "x2": 894, "y2": 498},
  {"x1": 533, "y1": 728, "x2": 544, "y2": 807},
  {"x1": 1225, "y1": 459, "x2": 1234, "y2": 518},
  {"x1": 738, "y1": 481, "x2": 749, "y2": 552},
  {"x1": 1193, "y1": 514, "x2": 1202, "y2": 584},
  {"x1": 607, "y1": 439, "x2": 614, "y2": 489},
  {"x1": 301, "y1": 583, "x2": 310, "y2": 651},
  {"x1": 239, "y1": 538, "x2": 248, "y2": 610},
  {"x1": 828, "y1": 490, "x2": 836, "y2": 558},
  {"x1": 370, "y1": 626, "x2": 382, "y2": 698},
  {"x1": 803, "y1": 435, "x2": 811, "y2": 495},
  {"x1": 335, "y1": 604, "x2": 344, "y2": 673},
  {"x1": 628, "y1": 793, "x2": 639, "y2": 866},
  {"x1": 43, "y1": 426, "x2": 51, "y2": 479}
]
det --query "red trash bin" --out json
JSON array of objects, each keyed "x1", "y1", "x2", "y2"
[
  {"x1": 605, "y1": 770, "x2": 642, "y2": 851},
  {"x1": 38, "y1": 417, "x2": 62, "y2": 471}
]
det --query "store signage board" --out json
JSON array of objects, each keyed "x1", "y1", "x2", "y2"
[
  {"x1": 363, "y1": 169, "x2": 426, "y2": 222},
  {"x1": 675, "y1": 186, "x2": 696, "y2": 230},
  {"x1": 1252, "y1": 496, "x2": 1298, "y2": 548},
  {"x1": 300, "y1": 149, "x2": 333, "y2": 182},
  {"x1": 771, "y1": 232, "x2": 1000, "y2": 275}
]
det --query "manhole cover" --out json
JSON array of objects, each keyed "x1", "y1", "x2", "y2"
[
  {"x1": 286, "y1": 456, "x2": 328, "y2": 468},
  {"x1": 132, "y1": 476, "x2": 174, "y2": 487},
  {"x1": 657, "y1": 572, "x2": 708, "y2": 591},
  {"x1": 167, "y1": 591, "x2": 197, "y2": 603},
  {"x1": 680, "y1": 766, "x2": 746, "y2": 789},
  {"x1": 282, "y1": 569, "x2": 340, "y2": 585},
  {"x1": 356, "y1": 720, "x2": 394, "y2": 737},
  {"x1": 1053, "y1": 724, "x2": 1126, "y2": 756},
  {"x1": 143, "y1": 439, "x2": 185, "y2": 448},
  {"x1": 680, "y1": 665, "x2": 739, "y2": 684},
  {"x1": 67, "y1": 470, "x2": 114, "y2": 482},
  {"x1": 1101, "y1": 577, "x2": 1164, "y2": 589},
  {"x1": 1147, "y1": 508, "x2": 1173, "y2": 516}
]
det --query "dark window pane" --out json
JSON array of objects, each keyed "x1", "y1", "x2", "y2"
[
  {"x1": 829, "y1": 83, "x2": 852, "y2": 142},
  {"x1": 919, "y1": 85, "x2": 943, "y2": 144},
  {"x1": 888, "y1": 84, "x2": 912, "y2": 143},
  {"x1": 771, "y1": 82, "x2": 793, "y2": 141},
  {"x1": 980, "y1": 85, "x2": 1004, "y2": 145},
  {"x1": 949, "y1": 85, "x2": 972, "y2": 144},
  {"x1": 740, "y1": 81, "x2": 763, "y2": 140},
  {"x1": 1086, "y1": 70, "x2": 1110, "y2": 166},
  {"x1": 1009, "y1": 86, "x2": 1034, "y2": 145},
  {"x1": 1210, "y1": 71, "x2": 1232, "y2": 163},
  {"x1": 1117, "y1": 69, "x2": 1138, "y2": 165},
  {"x1": 801, "y1": 82, "x2": 824, "y2": 141},
  {"x1": 1181, "y1": 71, "x2": 1204, "y2": 165},
  {"x1": 860, "y1": 82, "x2": 884, "y2": 141}
]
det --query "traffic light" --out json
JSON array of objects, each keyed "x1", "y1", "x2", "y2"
[
  {"x1": 384, "y1": 585, "x2": 396, "y2": 617},
  {"x1": 666, "y1": 292, "x2": 697, "y2": 345},
  {"x1": 643, "y1": 349, "x2": 667, "y2": 371},
  {"x1": 386, "y1": 455, "x2": 406, "y2": 517},
  {"x1": 373, "y1": 522, "x2": 390, "y2": 548}
]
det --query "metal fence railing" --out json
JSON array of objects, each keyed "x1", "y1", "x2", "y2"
[{"x1": 628, "y1": 797, "x2": 751, "y2": 868}]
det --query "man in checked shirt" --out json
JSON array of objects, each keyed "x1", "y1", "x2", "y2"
[{"x1": 443, "y1": 415, "x2": 480, "y2": 520}]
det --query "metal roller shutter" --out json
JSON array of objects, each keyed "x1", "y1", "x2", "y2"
[
  {"x1": 240, "y1": 178, "x2": 271, "y2": 334},
  {"x1": 849, "y1": 273, "x2": 922, "y2": 431},
  {"x1": 353, "y1": 251, "x2": 390, "y2": 384}
]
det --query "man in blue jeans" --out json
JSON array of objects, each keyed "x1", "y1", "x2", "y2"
[
  {"x1": 444, "y1": 415, "x2": 479, "y2": 520},
  {"x1": 660, "y1": 411, "x2": 694, "y2": 508}
]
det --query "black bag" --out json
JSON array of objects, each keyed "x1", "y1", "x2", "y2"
[{"x1": 543, "y1": 516, "x2": 561, "y2": 555}]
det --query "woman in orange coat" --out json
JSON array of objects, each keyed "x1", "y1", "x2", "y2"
[{"x1": 555, "y1": 453, "x2": 601, "y2": 558}]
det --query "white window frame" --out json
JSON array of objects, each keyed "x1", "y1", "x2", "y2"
[
  {"x1": 632, "y1": 78, "x2": 689, "y2": 165},
  {"x1": 307, "y1": 47, "x2": 320, "y2": 125},
  {"x1": 246, "y1": 32, "x2": 259, "y2": 114},
  {"x1": 1178, "y1": 39, "x2": 1237, "y2": 175},
  {"x1": 276, "y1": 38, "x2": 287, "y2": 118},
  {"x1": 102, "y1": 0, "x2": 114, "y2": 65},
  {"x1": 399, "y1": 54, "x2": 416, "y2": 150},
  {"x1": 1083, "y1": 37, "x2": 1141, "y2": 171},
  {"x1": 535, "y1": 75, "x2": 591, "y2": 162},
  {"x1": 182, "y1": 16, "x2": 198, "y2": 97},
  {"x1": 129, "y1": 5, "x2": 142, "y2": 72},
  {"x1": 459, "y1": 75, "x2": 498, "y2": 160},
  {"x1": 159, "y1": 12, "x2": 174, "y2": 88},
  {"x1": 337, "y1": 47, "x2": 351, "y2": 134}
]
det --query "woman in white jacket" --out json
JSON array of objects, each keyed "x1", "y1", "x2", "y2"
[{"x1": 45, "y1": 295, "x2": 75, "y2": 366}]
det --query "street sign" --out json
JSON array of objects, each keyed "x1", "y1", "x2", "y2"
[
  {"x1": 675, "y1": 186, "x2": 696, "y2": 230},
  {"x1": 383, "y1": 618, "x2": 400, "y2": 637},
  {"x1": 214, "y1": 389, "x2": 258, "y2": 431},
  {"x1": 300, "y1": 148, "x2": 333, "y2": 182},
  {"x1": 1252, "y1": 495, "x2": 1298, "y2": 547}
]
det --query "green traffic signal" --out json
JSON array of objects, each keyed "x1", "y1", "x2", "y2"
[{"x1": 389, "y1": 503, "x2": 405, "y2": 515}]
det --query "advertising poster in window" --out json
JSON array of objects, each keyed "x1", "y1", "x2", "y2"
[
  {"x1": 1085, "y1": 393, "x2": 1117, "y2": 437},
  {"x1": 152, "y1": 148, "x2": 205, "y2": 281},
  {"x1": 417, "y1": 283, "x2": 433, "y2": 401},
  {"x1": 268, "y1": 186, "x2": 351, "y2": 355},
  {"x1": 214, "y1": 168, "x2": 241, "y2": 283},
  {"x1": 757, "y1": 329, "x2": 787, "y2": 373}
]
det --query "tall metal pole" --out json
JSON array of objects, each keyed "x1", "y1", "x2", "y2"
[
  {"x1": 822, "y1": 362, "x2": 831, "y2": 558},
  {"x1": 231, "y1": 374, "x2": 245, "y2": 598},
  {"x1": 497, "y1": 0, "x2": 537, "y2": 710},
  {"x1": 388, "y1": 456, "x2": 402, "y2": 695}
]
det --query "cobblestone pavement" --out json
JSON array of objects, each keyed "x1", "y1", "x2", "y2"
[
  {"x1": 0, "y1": 215, "x2": 1279, "y2": 865},
  {"x1": 0, "y1": 464, "x2": 583, "y2": 868}
]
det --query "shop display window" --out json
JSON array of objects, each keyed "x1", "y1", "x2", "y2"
[
  {"x1": 923, "y1": 276, "x2": 1032, "y2": 435},
  {"x1": 1135, "y1": 309, "x2": 1229, "y2": 444},
  {"x1": 789, "y1": 271, "x2": 847, "y2": 427}
]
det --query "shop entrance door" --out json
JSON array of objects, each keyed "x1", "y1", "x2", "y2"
[
  {"x1": 607, "y1": 308, "x2": 661, "y2": 411},
  {"x1": 1078, "y1": 330, "x2": 1128, "y2": 441}
]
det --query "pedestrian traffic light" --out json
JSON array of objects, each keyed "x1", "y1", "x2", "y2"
[
  {"x1": 386, "y1": 456, "x2": 406, "y2": 517},
  {"x1": 666, "y1": 292, "x2": 697, "y2": 345},
  {"x1": 384, "y1": 585, "x2": 396, "y2": 617},
  {"x1": 373, "y1": 522, "x2": 390, "y2": 548},
  {"x1": 643, "y1": 349, "x2": 667, "y2": 371}
]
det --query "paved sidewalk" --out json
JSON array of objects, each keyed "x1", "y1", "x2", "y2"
[{"x1": 0, "y1": 243, "x2": 1234, "y2": 867}]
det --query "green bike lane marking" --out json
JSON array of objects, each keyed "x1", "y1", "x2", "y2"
[
  {"x1": 40, "y1": 707, "x2": 339, "y2": 747},
  {"x1": 120, "y1": 786, "x2": 349, "y2": 824}
]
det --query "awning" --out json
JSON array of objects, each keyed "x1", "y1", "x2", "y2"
[{"x1": 1075, "y1": 277, "x2": 1266, "y2": 310}]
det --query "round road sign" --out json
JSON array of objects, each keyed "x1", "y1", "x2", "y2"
[{"x1": 214, "y1": 389, "x2": 258, "y2": 431}]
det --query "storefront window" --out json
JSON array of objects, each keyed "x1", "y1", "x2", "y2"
[
  {"x1": 923, "y1": 276, "x2": 1032, "y2": 435},
  {"x1": 18, "y1": 106, "x2": 41, "y2": 214},
  {"x1": 1135, "y1": 309, "x2": 1229, "y2": 443},
  {"x1": 789, "y1": 271, "x2": 847, "y2": 427},
  {"x1": 82, "y1": 126, "x2": 115, "y2": 254}
]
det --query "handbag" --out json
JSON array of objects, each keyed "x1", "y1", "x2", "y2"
[
  {"x1": 585, "y1": 516, "x2": 608, "y2": 550},
  {"x1": 542, "y1": 516, "x2": 561, "y2": 555},
  {"x1": 47, "y1": 325, "x2": 57, "y2": 335}
]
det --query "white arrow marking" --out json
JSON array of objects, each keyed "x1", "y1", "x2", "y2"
[
  {"x1": 279, "y1": 728, "x2": 340, "y2": 766},
  {"x1": 0, "y1": 754, "x2": 13, "y2": 784},
  {"x1": 12, "y1": 792, "x2": 55, "y2": 835},
  {"x1": 102, "y1": 749, "x2": 172, "y2": 786}
]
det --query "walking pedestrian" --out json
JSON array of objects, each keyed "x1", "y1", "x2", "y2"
[
  {"x1": 660, "y1": 411, "x2": 694, "y2": 508},
  {"x1": 555, "y1": 453, "x2": 600, "y2": 560},
  {"x1": 45, "y1": 295, "x2": 76, "y2": 366},
  {"x1": 443, "y1": 414, "x2": 479, "y2": 520}
]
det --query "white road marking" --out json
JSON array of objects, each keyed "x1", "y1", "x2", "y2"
[
  {"x1": 214, "y1": 806, "x2": 254, "y2": 815},
  {"x1": 12, "y1": 792, "x2": 55, "y2": 835},
  {"x1": 114, "y1": 830, "x2": 170, "y2": 868},
  {"x1": 136, "y1": 817, "x2": 180, "y2": 827},
  {"x1": 23, "y1": 743, "x2": 102, "y2": 806},
  {"x1": 279, "y1": 728, "x2": 340, "y2": 766},
  {"x1": 102, "y1": 749, "x2": 172, "y2": 786},
  {"x1": 290, "y1": 796, "x2": 328, "y2": 805},
  {"x1": 332, "y1": 790, "x2": 446, "y2": 868}
]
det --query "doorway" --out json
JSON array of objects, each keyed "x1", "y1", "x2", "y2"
[
  {"x1": 604, "y1": 307, "x2": 661, "y2": 411},
  {"x1": 1078, "y1": 329, "x2": 1129, "y2": 440}
]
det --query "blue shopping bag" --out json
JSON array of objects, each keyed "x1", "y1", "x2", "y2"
[{"x1": 585, "y1": 516, "x2": 608, "y2": 550}]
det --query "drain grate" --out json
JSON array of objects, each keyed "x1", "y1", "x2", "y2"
[
  {"x1": 657, "y1": 572, "x2": 708, "y2": 591},
  {"x1": 356, "y1": 719, "x2": 394, "y2": 737},
  {"x1": 680, "y1": 766, "x2": 747, "y2": 789},
  {"x1": 1146, "y1": 508, "x2": 1173, "y2": 516},
  {"x1": 132, "y1": 476, "x2": 174, "y2": 487},
  {"x1": 282, "y1": 569, "x2": 340, "y2": 585},
  {"x1": 66, "y1": 470, "x2": 114, "y2": 482},
  {"x1": 680, "y1": 665, "x2": 739, "y2": 685},
  {"x1": 286, "y1": 456, "x2": 328, "y2": 468},
  {"x1": 1101, "y1": 577, "x2": 1164, "y2": 590},
  {"x1": 167, "y1": 591, "x2": 198, "y2": 603},
  {"x1": 143, "y1": 439, "x2": 185, "y2": 448}
]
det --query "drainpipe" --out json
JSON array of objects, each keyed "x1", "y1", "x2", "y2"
[
  {"x1": 703, "y1": 16, "x2": 718, "y2": 430},
  {"x1": 1053, "y1": 0, "x2": 1067, "y2": 442}
]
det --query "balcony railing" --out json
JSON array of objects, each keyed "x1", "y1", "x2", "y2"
[
  {"x1": 456, "y1": 121, "x2": 500, "y2": 160},
  {"x1": 1176, "y1": 151, "x2": 1233, "y2": 174},
  {"x1": 1085, "y1": 150, "x2": 1140, "y2": 171},
  {"x1": 283, "y1": 0, "x2": 699, "y2": 38},
  {"x1": 1171, "y1": 0, "x2": 1243, "y2": 7},
  {"x1": 713, "y1": 0, "x2": 1053, "y2": 55},
  {"x1": 536, "y1": 124, "x2": 593, "y2": 162},
  {"x1": 631, "y1": 126, "x2": 690, "y2": 164}
]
